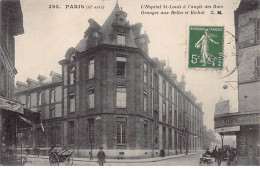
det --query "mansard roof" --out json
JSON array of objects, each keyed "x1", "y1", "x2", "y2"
[{"x1": 74, "y1": 2, "x2": 149, "y2": 54}]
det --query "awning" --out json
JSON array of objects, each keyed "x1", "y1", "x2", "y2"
[{"x1": 0, "y1": 96, "x2": 24, "y2": 114}]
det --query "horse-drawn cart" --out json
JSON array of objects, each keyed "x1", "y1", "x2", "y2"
[{"x1": 49, "y1": 146, "x2": 74, "y2": 166}]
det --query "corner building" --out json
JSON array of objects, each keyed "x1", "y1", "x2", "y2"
[{"x1": 58, "y1": 3, "x2": 203, "y2": 158}]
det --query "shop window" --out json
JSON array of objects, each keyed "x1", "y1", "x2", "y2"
[
  {"x1": 88, "y1": 59, "x2": 94, "y2": 79},
  {"x1": 88, "y1": 88, "x2": 95, "y2": 109},
  {"x1": 116, "y1": 56, "x2": 126, "y2": 77},
  {"x1": 117, "y1": 86, "x2": 126, "y2": 108}
]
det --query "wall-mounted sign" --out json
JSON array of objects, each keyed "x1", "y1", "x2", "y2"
[
  {"x1": 214, "y1": 112, "x2": 260, "y2": 128},
  {"x1": 215, "y1": 100, "x2": 229, "y2": 116},
  {"x1": 215, "y1": 126, "x2": 240, "y2": 133}
]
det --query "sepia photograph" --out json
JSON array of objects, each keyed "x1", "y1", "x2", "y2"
[{"x1": 0, "y1": 0, "x2": 259, "y2": 166}]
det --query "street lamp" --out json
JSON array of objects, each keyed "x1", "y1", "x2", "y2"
[
  {"x1": 223, "y1": 81, "x2": 237, "y2": 90},
  {"x1": 220, "y1": 134, "x2": 224, "y2": 151}
]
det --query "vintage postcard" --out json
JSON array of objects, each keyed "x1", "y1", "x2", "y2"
[{"x1": 0, "y1": 0, "x2": 259, "y2": 166}]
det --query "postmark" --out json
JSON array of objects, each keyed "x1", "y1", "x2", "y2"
[{"x1": 188, "y1": 26, "x2": 224, "y2": 68}]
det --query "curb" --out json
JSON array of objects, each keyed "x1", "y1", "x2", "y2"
[{"x1": 28, "y1": 152, "x2": 201, "y2": 164}]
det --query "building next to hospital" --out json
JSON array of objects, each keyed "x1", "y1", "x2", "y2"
[
  {"x1": 15, "y1": 3, "x2": 204, "y2": 158},
  {"x1": 214, "y1": 0, "x2": 260, "y2": 166}
]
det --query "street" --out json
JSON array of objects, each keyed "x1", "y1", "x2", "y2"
[{"x1": 24, "y1": 153, "x2": 227, "y2": 166}]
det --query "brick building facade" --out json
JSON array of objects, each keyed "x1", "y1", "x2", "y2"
[{"x1": 15, "y1": 3, "x2": 204, "y2": 158}]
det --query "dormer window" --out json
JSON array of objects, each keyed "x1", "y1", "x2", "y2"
[
  {"x1": 70, "y1": 66, "x2": 76, "y2": 85},
  {"x1": 117, "y1": 33, "x2": 125, "y2": 45},
  {"x1": 70, "y1": 54, "x2": 75, "y2": 62}
]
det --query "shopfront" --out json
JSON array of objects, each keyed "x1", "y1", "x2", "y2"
[
  {"x1": 214, "y1": 112, "x2": 260, "y2": 165},
  {"x1": 0, "y1": 96, "x2": 41, "y2": 165}
]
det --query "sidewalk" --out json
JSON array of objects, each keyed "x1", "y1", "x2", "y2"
[{"x1": 27, "y1": 151, "x2": 202, "y2": 164}]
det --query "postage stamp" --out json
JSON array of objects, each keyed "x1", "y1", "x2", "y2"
[{"x1": 188, "y1": 26, "x2": 224, "y2": 68}]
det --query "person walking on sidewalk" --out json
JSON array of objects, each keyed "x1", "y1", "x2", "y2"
[
  {"x1": 216, "y1": 148, "x2": 222, "y2": 166},
  {"x1": 97, "y1": 146, "x2": 106, "y2": 166}
]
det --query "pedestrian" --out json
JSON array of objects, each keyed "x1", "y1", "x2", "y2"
[
  {"x1": 160, "y1": 148, "x2": 165, "y2": 157},
  {"x1": 212, "y1": 148, "x2": 217, "y2": 162},
  {"x1": 216, "y1": 148, "x2": 222, "y2": 166},
  {"x1": 97, "y1": 146, "x2": 106, "y2": 166}
]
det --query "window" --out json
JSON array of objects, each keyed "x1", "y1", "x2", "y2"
[
  {"x1": 169, "y1": 107, "x2": 172, "y2": 124},
  {"x1": 169, "y1": 86, "x2": 172, "y2": 102},
  {"x1": 69, "y1": 93, "x2": 76, "y2": 113},
  {"x1": 26, "y1": 95, "x2": 31, "y2": 108},
  {"x1": 70, "y1": 66, "x2": 76, "y2": 85},
  {"x1": 49, "y1": 108, "x2": 55, "y2": 118},
  {"x1": 88, "y1": 59, "x2": 94, "y2": 79},
  {"x1": 162, "y1": 103, "x2": 166, "y2": 121},
  {"x1": 37, "y1": 92, "x2": 42, "y2": 106},
  {"x1": 174, "y1": 130, "x2": 178, "y2": 149},
  {"x1": 117, "y1": 86, "x2": 126, "y2": 108},
  {"x1": 50, "y1": 126, "x2": 61, "y2": 145},
  {"x1": 257, "y1": 19, "x2": 260, "y2": 41},
  {"x1": 154, "y1": 73, "x2": 159, "y2": 102},
  {"x1": 88, "y1": 118, "x2": 94, "y2": 144},
  {"x1": 169, "y1": 128, "x2": 172, "y2": 149},
  {"x1": 36, "y1": 128, "x2": 46, "y2": 146},
  {"x1": 174, "y1": 109, "x2": 177, "y2": 127},
  {"x1": 50, "y1": 89, "x2": 55, "y2": 104},
  {"x1": 144, "y1": 63, "x2": 148, "y2": 83},
  {"x1": 163, "y1": 126, "x2": 166, "y2": 148},
  {"x1": 144, "y1": 92, "x2": 148, "y2": 112},
  {"x1": 256, "y1": 57, "x2": 260, "y2": 78},
  {"x1": 68, "y1": 121, "x2": 75, "y2": 145},
  {"x1": 88, "y1": 88, "x2": 95, "y2": 109},
  {"x1": 144, "y1": 121, "x2": 148, "y2": 146},
  {"x1": 117, "y1": 33, "x2": 125, "y2": 45},
  {"x1": 116, "y1": 56, "x2": 126, "y2": 77},
  {"x1": 162, "y1": 80, "x2": 166, "y2": 97},
  {"x1": 154, "y1": 110, "x2": 159, "y2": 130},
  {"x1": 117, "y1": 122, "x2": 126, "y2": 144}
]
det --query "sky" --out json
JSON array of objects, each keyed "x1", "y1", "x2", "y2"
[{"x1": 15, "y1": 0, "x2": 241, "y2": 134}]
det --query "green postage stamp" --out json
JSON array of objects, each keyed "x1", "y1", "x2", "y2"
[{"x1": 188, "y1": 26, "x2": 224, "y2": 68}]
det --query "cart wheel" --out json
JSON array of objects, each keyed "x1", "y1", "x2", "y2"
[
  {"x1": 49, "y1": 152, "x2": 59, "y2": 166},
  {"x1": 65, "y1": 155, "x2": 73, "y2": 166}
]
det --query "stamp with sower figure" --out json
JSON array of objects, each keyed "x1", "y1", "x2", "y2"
[{"x1": 188, "y1": 26, "x2": 224, "y2": 68}]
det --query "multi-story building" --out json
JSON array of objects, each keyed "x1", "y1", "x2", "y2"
[
  {"x1": 15, "y1": 72, "x2": 62, "y2": 148},
  {"x1": 0, "y1": 0, "x2": 24, "y2": 163},
  {"x1": 214, "y1": 0, "x2": 260, "y2": 165},
  {"x1": 16, "y1": 3, "x2": 204, "y2": 158}
]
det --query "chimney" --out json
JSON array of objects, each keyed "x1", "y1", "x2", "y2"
[
  {"x1": 16, "y1": 81, "x2": 28, "y2": 92},
  {"x1": 171, "y1": 73, "x2": 177, "y2": 83},
  {"x1": 50, "y1": 71, "x2": 62, "y2": 83},
  {"x1": 37, "y1": 75, "x2": 47, "y2": 86},
  {"x1": 26, "y1": 78, "x2": 39, "y2": 89},
  {"x1": 164, "y1": 67, "x2": 172, "y2": 76},
  {"x1": 198, "y1": 102, "x2": 203, "y2": 110},
  {"x1": 159, "y1": 60, "x2": 166, "y2": 69},
  {"x1": 179, "y1": 75, "x2": 186, "y2": 91}
]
